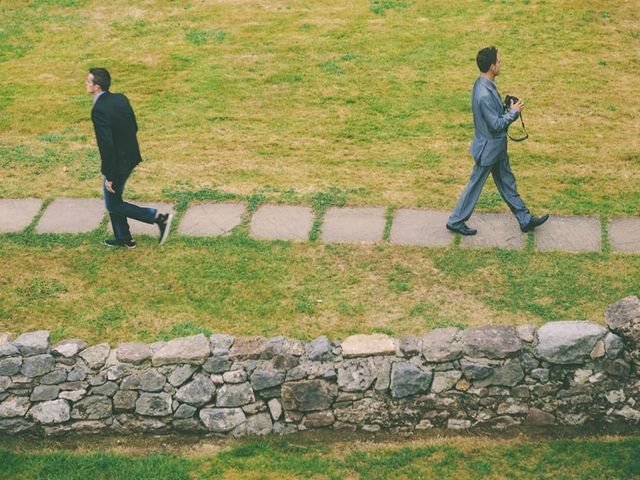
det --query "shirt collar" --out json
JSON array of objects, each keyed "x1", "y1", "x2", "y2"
[
  {"x1": 478, "y1": 76, "x2": 497, "y2": 90},
  {"x1": 93, "y1": 90, "x2": 106, "y2": 105}
]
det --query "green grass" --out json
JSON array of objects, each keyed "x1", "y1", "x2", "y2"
[
  {"x1": 1, "y1": 435, "x2": 638, "y2": 479},
  {"x1": 0, "y1": 0, "x2": 637, "y2": 215},
  {"x1": 1, "y1": 226, "x2": 638, "y2": 343}
]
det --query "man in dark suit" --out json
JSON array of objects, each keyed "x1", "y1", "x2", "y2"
[
  {"x1": 86, "y1": 68, "x2": 172, "y2": 248},
  {"x1": 446, "y1": 47, "x2": 548, "y2": 236}
]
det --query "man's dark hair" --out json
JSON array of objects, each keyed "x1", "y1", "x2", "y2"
[
  {"x1": 89, "y1": 67, "x2": 111, "y2": 91},
  {"x1": 476, "y1": 47, "x2": 498, "y2": 73}
]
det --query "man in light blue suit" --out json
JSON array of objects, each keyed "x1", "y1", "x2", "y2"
[{"x1": 446, "y1": 47, "x2": 548, "y2": 236}]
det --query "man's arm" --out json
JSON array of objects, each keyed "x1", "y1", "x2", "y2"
[
  {"x1": 91, "y1": 107, "x2": 116, "y2": 181},
  {"x1": 478, "y1": 94, "x2": 520, "y2": 134}
]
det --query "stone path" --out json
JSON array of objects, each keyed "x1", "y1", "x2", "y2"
[{"x1": 1, "y1": 197, "x2": 639, "y2": 253}]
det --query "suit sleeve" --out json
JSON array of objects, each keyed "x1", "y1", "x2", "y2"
[
  {"x1": 91, "y1": 107, "x2": 116, "y2": 181},
  {"x1": 479, "y1": 95, "x2": 520, "y2": 134}
]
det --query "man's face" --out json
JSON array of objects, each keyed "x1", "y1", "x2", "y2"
[
  {"x1": 85, "y1": 73, "x2": 101, "y2": 94},
  {"x1": 491, "y1": 55, "x2": 502, "y2": 76}
]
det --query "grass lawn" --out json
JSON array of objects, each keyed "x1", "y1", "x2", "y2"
[
  {"x1": 0, "y1": 0, "x2": 639, "y2": 341},
  {"x1": 1, "y1": 434, "x2": 639, "y2": 479}
]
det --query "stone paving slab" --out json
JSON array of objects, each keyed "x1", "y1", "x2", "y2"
[
  {"x1": 390, "y1": 209, "x2": 453, "y2": 246},
  {"x1": 609, "y1": 218, "x2": 640, "y2": 253},
  {"x1": 108, "y1": 202, "x2": 174, "y2": 237},
  {"x1": 321, "y1": 207, "x2": 386, "y2": 244},
  {"x1": 535, "y1": 216, "x2": 601, "y2": 252},
  {"x1": 462, "y1": 213, "x2": 526, "y2": 250},
  {"x1": 36, "y1": 198, "x2": 104, "y2": 234},
  {"x1": 179, "y1": 203, "x2": 246, "y2": 237},
  {"x1": 0, "y1": 198, "x2": 42, "y2": 233},
  {"x1": 250, "y1": 205, "x2": 313, "y2": 241}
]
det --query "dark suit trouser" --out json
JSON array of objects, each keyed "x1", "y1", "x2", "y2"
[
  {"x1": 447, "y1": 152, "x2": 532, "y2": 229},
  {"x1": 103, "y1": 170, "x2": 157, "y2": 241}
]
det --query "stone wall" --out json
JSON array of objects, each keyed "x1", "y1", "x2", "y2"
[{"x1": 1, "y1": 296, "x2": 639, "y2": 436}]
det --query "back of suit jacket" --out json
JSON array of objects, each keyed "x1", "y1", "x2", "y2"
[
  {"x1": 91, "y1": 92, "x2": 142, "y2": 181},
  {"x1": 469, "y1": 76, "x2": 519, "y2": 167}
]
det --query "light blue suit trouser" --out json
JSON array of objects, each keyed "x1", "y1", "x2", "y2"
[{"x1": 447, "y1": 152, "x2": 532, "y2": 229}]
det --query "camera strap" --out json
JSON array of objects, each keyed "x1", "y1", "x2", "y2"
[{"x1": 508, "y1": 113, "x2": 528, "y2": 142}]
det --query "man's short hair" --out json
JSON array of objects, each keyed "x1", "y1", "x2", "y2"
[
  {"x1": 89, "y1": 67, "x2": 111, "y2": 91},
  {"x1": 476, "y1": 47, "x2": 498, "y2": 73}
]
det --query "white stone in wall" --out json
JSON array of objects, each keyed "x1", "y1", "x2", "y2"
[
  {"x1": 28, "y1": 399, "x2": 70, "y2": 424},
  {"x1": 152, "y1": 335, "x2": 211, "y2": 366},
  {"x1": 341, "y1": 334, "x2": 397, "y2": 358}
]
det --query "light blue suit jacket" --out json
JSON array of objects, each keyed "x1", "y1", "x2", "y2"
[{"x1": 470, "y1": 76, "x2": 520, "y2": 166}]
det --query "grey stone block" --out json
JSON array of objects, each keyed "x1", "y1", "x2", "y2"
[
  {"x1": 0, "y1": 198, "x2": 42, "y2": 232},
  {"x1": 36, "y1": 198, "x2": 104, "y2": 233},
  {"x1": 250, "y1": 205, "x2": 313, "y2": 241},
  {"x1": 609, "y1": 217, "x2": 640, "y2": 253},
  {"x1": 534, "y1": 216, "x2": 601, "y2": 252},
  {"x1": 462, "y1": 213, "x2": 526, "y2": 250},
  {"x1": 320, "y1": 207, "x2": 386, "y2": 243},
  {"x1": 178, "y1": 203, "x2": 245, "y2": 237},
  {"x1": 390, "y1": 209, "x2": 454, "y2": 246}
]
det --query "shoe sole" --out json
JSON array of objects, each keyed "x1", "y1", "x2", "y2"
[
  {"x1": 159, "y1": 213, "x2": 173, "y2": 245},
  {"x1": 104, "y1": 241, "x2": 137, "y2": 249},
  {"x1": 520, "y1": 216, "x2": 550, "y2": 233}
]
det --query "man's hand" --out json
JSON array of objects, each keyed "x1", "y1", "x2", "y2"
[
  {"x1": 104, "y1": 179, "x2": 115, "y2": 194},
  {"x1": 512, "y1": 99, "x2": 524, "y2": 112}
]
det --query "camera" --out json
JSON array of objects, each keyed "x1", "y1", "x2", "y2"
[{"x1": 503, "y1": 95, "x2": 520, "y2": 112}]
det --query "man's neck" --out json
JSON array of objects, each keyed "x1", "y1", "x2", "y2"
[{"x1": 480, "y1": 72, "x2": 496, "y2": 82}]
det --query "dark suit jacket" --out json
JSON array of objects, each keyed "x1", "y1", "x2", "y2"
[{"x1": 91, "y1": 92, "x2": 142, "y2": 181}]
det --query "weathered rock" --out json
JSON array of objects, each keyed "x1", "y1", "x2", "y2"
[
  {"x1": 0, "y1": 357, "x2": 22, "y2": 376},
  {"x1": 175, "y1": 374, "x2": 215, "y2": 406},
  {"x1": 613, "y1": 406, "x2": 640, "y2": 422},
  {"x1": 267, "y1": 398, "x2": 282, "y2": 421},
  {"x1": 516, "y1": 325, "x2": 535, "y2": 343},
  {"x1": 0, "y1": 343, "x2": 18, "y2": 357},
  {"x1": 521, "y1": 353, "x2": 540, "y2": 372},
  {"x1": 152, "y1": 334, "x2": 211, "y2": 366},
  {"x1": 398, "y1": 336, "x2": 422, "y2": 356},
  {"x1": 52, "y1": 339, "x2": 86, "y2": 358},
  {"x1": 116, "y1": 342, "x2": 152, "y2": 365},
  {"x1": 174, "y1": 403, "x2": 197, "y2": 419},
  {"x1": 605, "y1": 296, "x2": 640, "y2": 342},
  {"x1": 604, "y1": 333, "x2": 625, "y2": 359},
  {"x1": 250, "y1": 365, "x2": 286, "y2": 391},
  {"x1": 40, "y1": 368, "x2": 67, "y2": 385},
  {"x1": 305, "y1": 336, "x2": 333, "y2": 361},
  {"x1": 216, "y1": 382, "x2": 255, "y2": 407},
  {"x1": 70, "y1": 395, "x2": 112, "y2": 420},
  {"x1": 202, "y1": 355, "x2": 232, "y2": 374},
  {"x1": 140, "y1": 370, "x2": 166, "y2": 392},
  {"x1": 79, "y1": 343, "x2": 111, "y2": 370},
  {"x1": 21, "y1": 354, "x2": 55, "y2": 377},
  {"x1": 91, "y1": 381, "x2": 119, "y2": 397},
  {"x1": 30, "y1": 385, "x2": 60, "y2": 402},
  {"x1": 228, "y1": 337, "x2": 269, "y2": 360},
  {"x1": 135, "y1": 392, "x2": 172, "y2": 416},
  {"x1": 113, "y1": 390, "x2": 137, "y2": 411},
  {"x1": 245, "y1": 412, "x2": 273, "y2": 435},
  {"x1": 304, "y1": 411, "x2": 335, "y2": 428},
  {"x1": 338, "y1": 358, "x2": 378, "y2": 392},
  {"x1": 28, "y1": 399, "x2": 70, "y2": 424},
  {"x1": 210, "y1": 334, "x2": 234, "y2": 351},
  {"x1": 422, "y1": 328, "x2": 462, "y2": 362},
  {"x1": 590, "y1": 340, "x2": 605, "y2": 359},
  {"x1": 475, "y1": 360, "x2": 524, "y2": 387},
  {"x1": 459, "y1": 358, "x2": 493, "y2": 380},
  {"x1": 605, "y1": 390, "x2": 625, "y2": 404},
  {"x1": 167, "y1": 365, "x2": 196, "y2": 387},
  {"x1": 603, "y1": 359, "x2": 630, "y2": 379},
  {"x1": 461, "y1": 326, "x2": 521, "y2": 359},
  {"x1": 0, "y1": 418, "x2": 34, "y2": 433},
  {"x1": 0, "y1": 395, "x2": 30, "y2": 418},
  {"x1": 530, "y1": 368, "x2": 550, "y2": 383},
  {"x1": 200, "y1": 408, "x2": 246, "y2": 432},
  {"x1": 431, "y1": 371, "x2": 463, "y2": 393},
  {"x1": 447, "y1": 419, "x2": 471, "y2": 430},
  {"x1": 223, "y1": 370, "x2": 247, "y2": 384},
  {"x1": 0, "y1": 376, "x2": 10, "y2": 393},
  {"x1": 14, "y1": 331, "x2": 49, "y2": 356},
  {"x1": 390, "y1": 362, "x2": 433, "y2": 399},
  {"x1": 281, "y1": 379, "x2": 337, "y2": 412},
  {"x1": 535, "y1": 321, "x2": 607, "y2": 364},
  {"x1": 341, "y1": 334, "x2": 396, "y2": 358},
  {"x1": 59, "y1": 389, "x2": 86, "y2": 402},
  {"x1": 67, "y1": 367, "x2": 87, "y2": 382}
]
